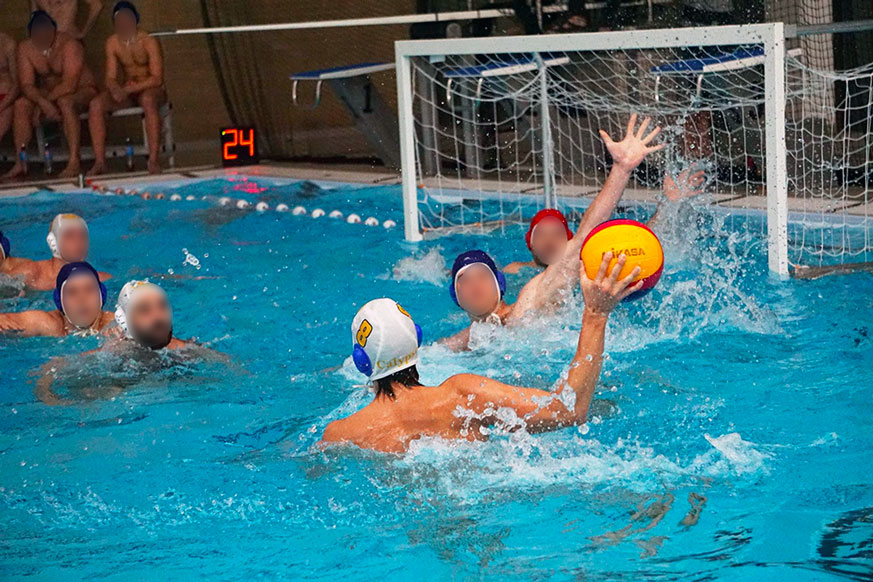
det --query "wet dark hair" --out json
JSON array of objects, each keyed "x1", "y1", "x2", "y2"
[
  {"x1": 27, "y1": 10, "x2": 57, "y2": 36},
  {"x1": 112, "y1": 1, "x2": 140, "y2": 23},
  {"x1": 373, "y1": 366, "x2": 422, "y2": 399}
]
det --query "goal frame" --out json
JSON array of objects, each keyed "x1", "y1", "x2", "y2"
[{"x1": 394, "y1": 23, "x2": 790, "y2": 276}]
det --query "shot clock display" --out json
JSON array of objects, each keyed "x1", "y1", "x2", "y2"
[{"x1": 220, "y1": 127, "x2": 259, "y2": 167}]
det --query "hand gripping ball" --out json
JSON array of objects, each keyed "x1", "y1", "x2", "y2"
[{"x1": 580, "y1": 219, "x2": 664, "y2": 300}]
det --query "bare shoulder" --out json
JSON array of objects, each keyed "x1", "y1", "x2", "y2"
[
  {"x1": 142, "y1": 33, "x2": 161, "y2": 49},
  {"x1": 321, "y1": 417, "x2": 351, "y2": 444},
  {"x1": 18, "y1": 38, "x2": 36, "y2": 56},
  {"x1": 440, "y1": 373, "x2": 487, "y2": 396}
]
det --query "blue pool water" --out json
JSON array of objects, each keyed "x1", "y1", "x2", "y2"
[{"x1": 1, "y1": 175, "x2": 872, "y2": 580}]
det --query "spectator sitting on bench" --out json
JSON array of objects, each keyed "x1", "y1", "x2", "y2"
[
  {"x1": 88, "y1": 1, "x2": 165, "y2": 175},
  {"x1": 0, "y1": 32, "x2": 18, "y2": 148},
  {"x1": 31, "y1": 0, "x2": 104, "y2": 40},
  {"x1": 4, "y1": 11, "x2": 98, "y2": 180}
]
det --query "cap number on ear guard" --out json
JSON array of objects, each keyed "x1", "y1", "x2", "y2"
[
  {"x1": 356, "y1": 319, "x2": 372, "y2": 348},
  {"x1": 351, "y1": 320, "x2": 423, "y2": 377}
]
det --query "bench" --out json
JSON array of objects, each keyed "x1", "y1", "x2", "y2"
[
  {"x1": 33, "y1": 101, "x2": 175, "y2": 167},
  {"x1": 443, "y1": 54, "x2": 570, "y2": 101}
]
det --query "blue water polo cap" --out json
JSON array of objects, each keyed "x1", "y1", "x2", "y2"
[
  {"x1": 53, "y1": 261, "x2": 107, "y2": 313},
  {"x1": 448, "y1": 249, "x2": 506, "y2": 306},
  {"x1": 0, "y1": 231, "x2": 9, "y2": 260}
]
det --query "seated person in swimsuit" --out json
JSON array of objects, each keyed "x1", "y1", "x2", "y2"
[
  {"x1": 88, "y1": 1, "x2": 166, "y2": 175},
  {"x1": 0, "y1": 261, "x2": 113, "y2": 337},
  {"x1": 0, "y1": 32, "x2": 18, "y2": 150},
  {"x1": 320, "y1": 252, "x2": 642, "y2": 453},
  {"x1": 3, "y1": 11, "x2": 98, "y2": 179},
  {"x1": 0, "y1": 213, "x2": 112, "y2": 291}
]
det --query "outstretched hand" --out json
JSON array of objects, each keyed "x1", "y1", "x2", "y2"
[
  {"x1": 599, "y1": 114, "x2": 666, "y2": 173},
  {"x1": 664, "y1": 169, "x2": 706, "y2": 202},
  {"x1": 580, "y1": 252, "x2": 643, "y2": 316}
]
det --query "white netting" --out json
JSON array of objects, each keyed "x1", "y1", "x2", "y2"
[{"x1": 404, "y1": 26, "x2": 873, "y2": 270}]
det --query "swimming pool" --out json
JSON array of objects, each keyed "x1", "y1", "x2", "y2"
[{"x1": 1, "y1": 174, "x2": 871, "y2": 580}]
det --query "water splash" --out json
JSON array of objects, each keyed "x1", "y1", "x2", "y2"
[{"x1": 389, "y1": 247, "x2": 448, "y2": 286}]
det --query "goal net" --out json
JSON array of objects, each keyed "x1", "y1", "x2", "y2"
[{"x1": 395, "y1": 23, "x2": 873, "y2": 276}]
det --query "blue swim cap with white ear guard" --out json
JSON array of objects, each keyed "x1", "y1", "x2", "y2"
[
  {"x1": 53, "y1": 261, "x2": 107, "y2": 313},
  {"x1": 351, "y1": 298, "x2": 422, "y2": 380},
  {"x1": 448, "y1": 249, "x2": 506, "y2": 306},
  {"x1": 0, "y1": 231, "x2": 9, "y2": 260}
]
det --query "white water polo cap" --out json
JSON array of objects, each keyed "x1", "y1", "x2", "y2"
[
  {"x1": 351, "y1": 298, "x2": 423, "y2": 381},
  {"x1": 47, "y1": 213, "x2": 88, "y2": 260},
  {"x1": 114, "y1": 280, "x2": 171, "y2": 339}
]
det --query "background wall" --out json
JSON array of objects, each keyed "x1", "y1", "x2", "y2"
[
  {"x1": 1, "y1": 0, "x2": 870, "y2": 168},
  {"x1": 0, "y1": 0, "x2": 230, "y2": 164}
]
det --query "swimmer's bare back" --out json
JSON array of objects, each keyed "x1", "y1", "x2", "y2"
[{"x1": 322, "y1": 254, "x2": 644, "y2": 453}]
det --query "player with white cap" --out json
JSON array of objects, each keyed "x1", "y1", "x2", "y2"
[
  {"x1": 0, "y1": 213, "x2": 112, "y2": 290},
  {"x1": 113, "y1": 280, "x2": 189, "y2": 350},
  {"x1": 321, "y1": 252, "x2": 644, "y2": 453}
]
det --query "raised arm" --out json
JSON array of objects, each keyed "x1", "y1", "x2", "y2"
[
  {"x1": 647, "y1": 169, "x2": 705, "y2": 229},
  {"x1": 455, "y1": 252, "x2": 642, "y2": 432},
  {"x1": 123, "y1": 36, "x2": 163, "y2": 93},
  {"x1": 79, "y1": 0, "x2": 104, "y2": 39},
  {"x1": 46, "y1": 39, "x2": 85, "y2": 101},
  {"x1": 511, "y1": 115, "x2": 663, "y2": 318}
]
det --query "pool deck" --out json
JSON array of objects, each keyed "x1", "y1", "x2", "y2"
[{"x1": 0, "y1": 161, "x2": 869, "y2": 218}]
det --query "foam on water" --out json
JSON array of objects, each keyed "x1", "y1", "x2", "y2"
[{"x1": 388, "y1": 247, "x2": 449, "y2": 286}]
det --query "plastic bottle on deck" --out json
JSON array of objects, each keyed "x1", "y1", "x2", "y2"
[
  {"x1": 125, "y1": 138, "x2": 135, "y2": 171},
  {"x1": 18, "y1": 145, "x2": 28, "y2": 174},
  {"x1": 44, "y1": 144, "x2": 53, "y2": 175}
]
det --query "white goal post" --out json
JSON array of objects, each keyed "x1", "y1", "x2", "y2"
[{"x1": 395, "y1": 22, "x2": 873, "y2": 277}]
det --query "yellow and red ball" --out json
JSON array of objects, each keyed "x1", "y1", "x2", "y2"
[{"x1": 580, "y1": 219, "x2": 664, "y2": 300}]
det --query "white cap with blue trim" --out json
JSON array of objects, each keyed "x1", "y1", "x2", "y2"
[{"x1": 351, "y1": 298, "x2": 422, "y2": 381}]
